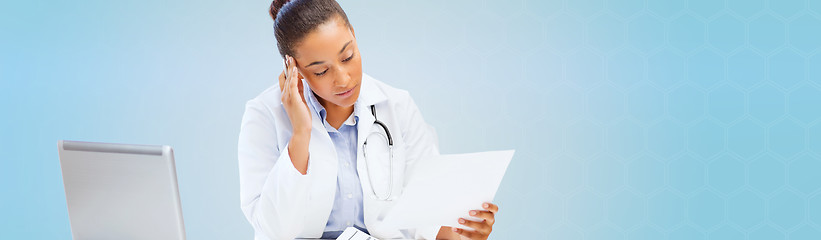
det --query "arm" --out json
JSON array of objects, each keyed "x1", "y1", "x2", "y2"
[
  {"x1": 238, "y1": 99, "x2": 312, "y2": 240},
  {"x1": 280, "y1": 55, "x2": 311, "y2": 174},
  {"x1": 238, "y1": 56, "x2": 314, "y2": 239}
]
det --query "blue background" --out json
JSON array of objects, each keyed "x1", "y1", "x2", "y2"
[{"x1": 3, "y1": 0, "x2": 821, "y2": 239}]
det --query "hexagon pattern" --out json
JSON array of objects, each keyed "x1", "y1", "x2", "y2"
[{"x1": 458, "y1": 1, "x2": 821, "y2": 239}]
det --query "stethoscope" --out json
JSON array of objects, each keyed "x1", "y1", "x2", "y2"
[{"x1": 362, "y1": 104, "x2": 394, "y2": 201}]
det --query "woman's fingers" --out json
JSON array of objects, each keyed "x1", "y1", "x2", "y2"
[
  {"x1": 458, "y1": 218, "x2": 491, "y2": 234},
  {"x1": 452, "y1": 227, "x2": 483, "y2": 239},
  {"x1": 281, "y1": 59, "x2": 291, "y2": 100},
  {"x1": 282, "y1": 74, "x2": 290, "y2": 101},
  {"x1": 296, "y1": 75, "x2": 304, "y2": 99},
  {"x1": 279, "y1": 55, "x2": 312, "y2": 135},
  {"x1": 283, "y1": 55, "x2": 298, "y2": 102},
  {"x1": 448, "y1": 202, "x2": 499, "y2": 239},
  {"x1": 287, "y1": 55, "x2": 307, "y2": 104},
  {"x1": 280, "y1": 57, "x2": 289, "y2": 94},
  {"x1": 469, "y1": 210, "x2": 495, "y2": 225},
  {"x1": 482, "y1": 202, "x2": 499, "y2": 214},
  {"x1": 288, "y1": 57, "x2": 299, "y2": 91},
  {"x1": 278, "y1": 70, "x2": 286, "y2": 91}
]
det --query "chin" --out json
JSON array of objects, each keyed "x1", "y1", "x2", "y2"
[{"x1": 339, "y1": 92, "x2": 359, "y2": 107}]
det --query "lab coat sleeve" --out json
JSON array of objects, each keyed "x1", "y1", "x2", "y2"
[
  {"x1": 238, "y1": 99, "x2": 313, "y2": 240},
  {"x1": 398, "y1": 93, "x2": 443, "y2": 240}
]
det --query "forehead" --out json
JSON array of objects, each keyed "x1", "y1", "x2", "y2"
[{"x1": 294, "y1": 17, "x2": 354, "y2": 61}]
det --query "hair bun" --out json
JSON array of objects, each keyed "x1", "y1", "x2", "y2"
[{"x1": 269, "y1": 0, "x2": 292, "y2": 20}]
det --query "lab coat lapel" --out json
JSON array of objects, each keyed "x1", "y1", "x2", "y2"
[
  {"x1": 355, "y1": 74, "x2": 388, "y2": 157},
  {"x1": 355, "y1": 74, "x2": 387, "y2": 173},
  {"x1": 354, "y1": 74, "x2": 398, "y2": 237},
  {"x1": 299, "y1": 80, "x2": 339, "y2": 237}
]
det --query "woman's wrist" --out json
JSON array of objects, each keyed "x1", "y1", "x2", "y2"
[
  {"x1": 288, "y1": 132, "x2": 311, "y2": 174},
  {"x1": 293, "y1": 127, "x2": 311, "y2": 136}
]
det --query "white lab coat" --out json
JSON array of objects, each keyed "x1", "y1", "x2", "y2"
[{"x1": 238, "y1": 73, "x2": 442, "y2": 239}]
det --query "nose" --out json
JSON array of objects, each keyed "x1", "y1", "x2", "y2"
[{"x1": 333, "y1": 65, "x2": 352, "y2": 88}]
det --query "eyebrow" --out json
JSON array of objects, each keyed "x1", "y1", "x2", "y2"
[{"x1": 304, "y1": 40, "x2": 353, "y2": 68}]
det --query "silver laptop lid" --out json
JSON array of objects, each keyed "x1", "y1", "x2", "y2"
[{"x1": 58, "y1": 140, "x2": 186, "y2": 240}]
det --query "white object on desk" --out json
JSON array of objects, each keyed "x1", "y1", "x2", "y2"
[
  {"x1": 379, "y1": 150, "x2": 515, "y2": 230},
  {"x1": 336, "y1": 227, "x2": 380, "y2": 240}
]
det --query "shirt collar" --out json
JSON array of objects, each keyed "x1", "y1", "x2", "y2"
[
  {"x1": 341, "y1": 109, "x2": 357, "y2": 126},
  {"x1": 304, "y1": 89, "x2": 327, "y2": 121},
  {"x1": 304, "y1": 83, "x2": 359, "y2": 129}
]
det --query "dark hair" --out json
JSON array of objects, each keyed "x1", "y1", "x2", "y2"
[{"x1": 269, "y1": 0, "x2": 352, "y2": 58}]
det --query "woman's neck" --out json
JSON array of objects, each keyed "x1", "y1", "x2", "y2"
[{"x1": 316, "y1": 94, "x2": 354, "y2": 130}]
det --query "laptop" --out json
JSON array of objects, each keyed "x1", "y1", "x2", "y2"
[{"x1": 58, "y1": 140, "x2": 186, "y2": 240}]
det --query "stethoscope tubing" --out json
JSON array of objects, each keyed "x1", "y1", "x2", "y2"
[{"x1": 363, "y1": 104, "x2": 394, "y2": 201}]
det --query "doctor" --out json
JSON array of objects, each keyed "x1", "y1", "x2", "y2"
[{"x1": 238, "y1": 0, "x2": 499, "y2": 239}]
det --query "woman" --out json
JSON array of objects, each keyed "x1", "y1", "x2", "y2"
[{"x1": 238, "y1": 0, "x2": 499, "y2": 239}]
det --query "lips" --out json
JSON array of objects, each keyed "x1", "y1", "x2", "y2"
[{"x1": 335, "y1": 84, "x2": 357, "y2": 96}]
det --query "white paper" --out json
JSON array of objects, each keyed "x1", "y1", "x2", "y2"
[
  {"x1": 379, "y1": 150, "x2": 515, "y2": 230},
  {"x1": 336, "y1": 227, "x2": 380, "y2": 240}
]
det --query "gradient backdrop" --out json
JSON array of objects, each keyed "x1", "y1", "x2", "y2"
[{"x1": 3, "y1": 0, "x2": 821, "y2": 239}]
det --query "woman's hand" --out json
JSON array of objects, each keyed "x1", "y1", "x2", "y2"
[
  {"x1": 436, "y1": 202, "x2": 499, "y2": 240},
  {"x1": 279, "y1": 55, "x2": 311, "y2": 133},
  {"x1": 280, "y1": 55, "x2": 311, "y2": 174}
]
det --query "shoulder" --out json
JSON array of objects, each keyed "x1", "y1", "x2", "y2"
[
  {"x1": 245, "y1": 84, "x2": 285, "y2": 115},
  {"x1": 241, "y1": 84, "x2": 289, "y2": 132},
  {"x1": 363, "y1": 74, "x2": 425, "y2": 131},
  {"x1": 364, "y1": 74, "x2": 414, "y2": 108}
]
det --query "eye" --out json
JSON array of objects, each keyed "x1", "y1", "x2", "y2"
[
  {"x1": 314, "y1": 69, "x2": 328, "y2": 76},
  {"x1": 342, "y1": 53, "x2": 354, "y2": 62}
]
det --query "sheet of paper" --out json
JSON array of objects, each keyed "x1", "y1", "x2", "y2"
[
  {"x1": 379, "y1": 150, "x2": 515, "y2": 230},
  {"x1": 336, "y1": 227, "x2": 379, "y2": 240}
]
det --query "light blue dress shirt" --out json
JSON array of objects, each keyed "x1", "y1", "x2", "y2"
[{"x1": 305, "y1": 91, "x2": 368, "y2": 238}]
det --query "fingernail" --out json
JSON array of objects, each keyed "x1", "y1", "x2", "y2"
[
  {"x1": 452, "y1": 228, "x2": 458, "y2": 232},
  {"x1": 459, "y1": 218, "x2": 465, "y2": 224},
  {"x1": 470, "y1": 211, "x2": 476, "y2": 216},
  {"x1": 483, "y1": 203, "x2": 489, "y2": 208}
]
